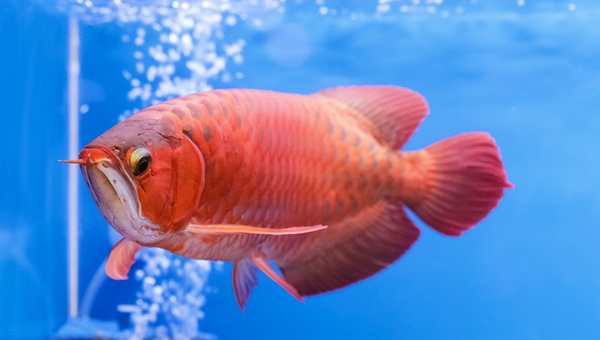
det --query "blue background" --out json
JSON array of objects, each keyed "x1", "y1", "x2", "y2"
[
  {"x1": 0, "y1": 1, "x2": 68, "y2": 338},
  {"x1": 1, "y1": 0, "x2": 599, "y2": 339}
]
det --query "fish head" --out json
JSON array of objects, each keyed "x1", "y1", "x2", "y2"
[{"x1": 72, "y1": 110, "x2": 206, "y2": 244}]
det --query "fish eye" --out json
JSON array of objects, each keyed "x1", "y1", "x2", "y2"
[{"x1": 129, "y1": 148, "x2": 152, "y2": 177}]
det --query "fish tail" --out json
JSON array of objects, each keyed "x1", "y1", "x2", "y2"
[{"x1": 401, "y1": 132, "x2": 513, "y2": 236}]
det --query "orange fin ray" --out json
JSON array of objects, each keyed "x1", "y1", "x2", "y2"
[
  {"x1": 404, "y1": 132, "x2": 512, "y2": 236},
  {"x1": 252, "y1": 256, "x2": 304, "y2": 303},
  {"x1": 186, "y1": 223, "x2": 327, "y2": 236},
  {"x1": 106, "y1": 238, "x2": 143, "y2": 280},
  {"x1": 316, "y1": 85, "x2": 429, "y2": 149},
  {"x1": 279, "y1": 199, "x2": 421, "y2": 296},
  {"x1": 232, "y1": 258, "x2": 258, "y2": 312},
  {"x1": 232, "y1": 255, "x2": 303, "y2": 312}
]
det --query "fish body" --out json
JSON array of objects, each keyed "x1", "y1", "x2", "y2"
[{"x1": 70, "y1": 86, "x2": 512, "y2": 310}]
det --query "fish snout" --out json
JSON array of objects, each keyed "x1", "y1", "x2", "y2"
[
  {"x1": 60, "y1": 147, "x2": 112, "y2": 166},
  {"x1": 74, "y1": 146, "x2": 166, "y2": 244},
  {"x1": 78, "y1": 147, "x2": 112, "y2": 165}
]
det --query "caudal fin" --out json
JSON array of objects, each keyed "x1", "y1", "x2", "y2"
[{"x1": 403, "y1": 132, "x2": 513, "y2": 236}]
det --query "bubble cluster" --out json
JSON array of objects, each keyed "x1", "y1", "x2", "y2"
[
  {"x1": 51, "y1": 0, "x2": 510, "y2": 121},
  {"x1": 374, "y1": 0, "x2": 444, "y2": 16},
  {"x1": 117, "y1": 248, "x2": 213, "y2": 340},
  {"x1": 53, "y1": 0, "x2": 283, "y2": 119}
]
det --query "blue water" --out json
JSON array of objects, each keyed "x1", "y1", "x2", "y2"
[{"x1": 2, "y1": 0, "x2": 600, "y2": 339}]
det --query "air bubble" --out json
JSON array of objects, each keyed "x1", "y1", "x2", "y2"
[{"x1": 225, "y1": 15, "x2": 237, "y2": 25}]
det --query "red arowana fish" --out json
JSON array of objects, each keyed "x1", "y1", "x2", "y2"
[{"x1": 63, "y1": 86, "x2": 512, "y2": 311}]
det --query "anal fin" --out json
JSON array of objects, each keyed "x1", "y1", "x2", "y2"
[{"x1": 278, "y1": 198, "x2": 421, "y2": 296}]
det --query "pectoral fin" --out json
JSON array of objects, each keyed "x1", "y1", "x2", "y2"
[
  {"x1": 186, "y1": 223, "x2": 326, "y2": 235},
  {"x1": 106, "y1": 238, "x2": 142, "y2": 280}
]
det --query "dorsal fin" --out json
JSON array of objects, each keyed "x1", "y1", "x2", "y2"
[{"x1": 315, "y1": 85, "x2": 429, "y2": 149}]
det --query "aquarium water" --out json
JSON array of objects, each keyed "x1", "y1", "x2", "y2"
[{"x1": 2, "y1": 0, "x2": 600, "y2": 339}]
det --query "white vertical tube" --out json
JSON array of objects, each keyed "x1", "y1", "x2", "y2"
[{"x1": 67, "y1": 17, "x2": 80, "y2": 319}]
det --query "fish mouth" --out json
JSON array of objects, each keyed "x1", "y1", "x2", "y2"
[{"x1": 79, "y1": 147, "x2": 164, "y2": 244}]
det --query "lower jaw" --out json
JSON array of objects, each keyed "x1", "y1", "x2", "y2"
[{"x1": 82, "y1": 164, "x2": 163, "y2": 244}]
